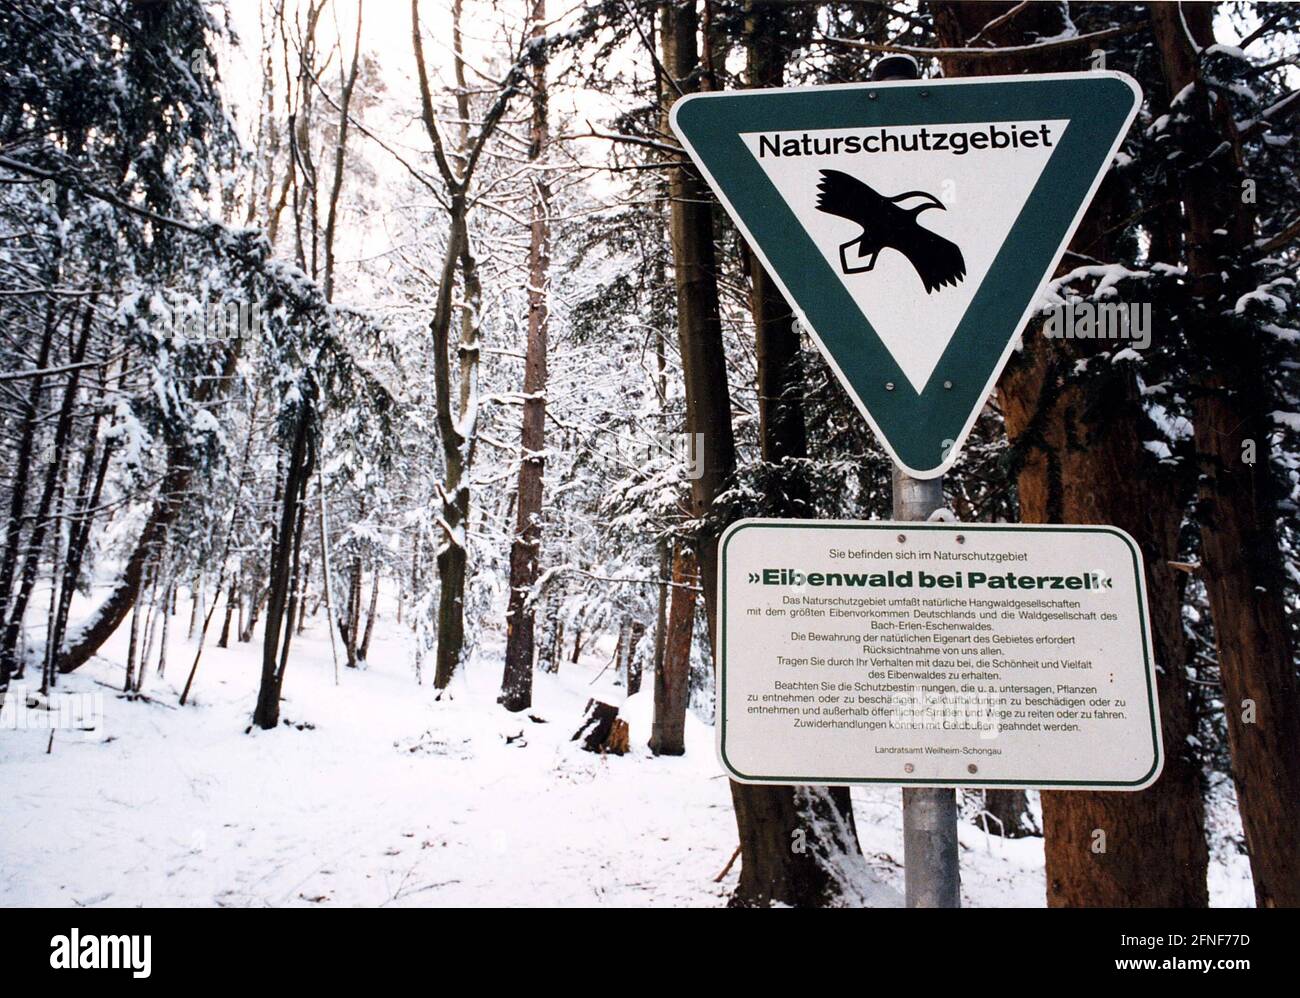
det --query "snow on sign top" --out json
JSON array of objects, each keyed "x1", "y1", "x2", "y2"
[{"x1": 670, "y1": 72, "x2": 1142, "y2": 478}]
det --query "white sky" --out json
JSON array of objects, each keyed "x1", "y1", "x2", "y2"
[
  {"x1": 211, "y1": 0, "x2": 1290, "y2": 307},
  {"x1": 216, "y1": 0, "x2": 635, "y2": 301}
]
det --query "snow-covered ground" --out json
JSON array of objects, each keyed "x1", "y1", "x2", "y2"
[{"x1": 0, "y1": 590, "x2": 1252, "y2": 907}]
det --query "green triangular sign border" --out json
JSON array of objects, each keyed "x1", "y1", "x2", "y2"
[{"x1": 670, "y1": 72, "x2": 1142, "y2": 478}]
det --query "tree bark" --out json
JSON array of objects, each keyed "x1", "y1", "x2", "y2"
[
  {"x1": 569, "y1": 616, "x2": 584, "y2": 664},
  {"x1": 253, "y1": 412, "x2": 314, "y2": 729},
  {"x1": 664, "y1": 3, "x2": 735, "y2": 623},
  {"x1": 187, "y1": 577, "x2": 203, "y2": 640},
  {"x1": 218, "y1": 582, "x2": 237, "y2": 648},
  {"x1": 155, "y1": 583, "x2": 171, "y2": 679},
  {"x1": 931, "y1": 0, "x2": 1208, "y2": 907},
  {"x1": 649, "y1": 543, "x2": 696, "y2": 755},
  {"x1": 343, "y1": 555, "x2": 361, "y2": 668},
  {"x1": 1149, "y1": 1, "x2": 1300, "y2": 909},
  {"x1": 430, "y1": 200, "x2": 474, "y2": 690},
  {"x1": 359, "y1": 568, "x2": 379, "y2": 662},
  {"x1": 123, "y1": 585, "x2": 143, "y2": 694},
  {"x1": 133, "y1": 568, "x2": 162, "y2": 694},
  {"x1": 975, "y1": 789, "x2": 1036, "y2": 839},
  {"x1": 745, "y1": 1, "x2": 809, "y2": 482},
  {"x1": 295, "y1": 559, "x2": 310, "y2": 635},
  {"x1": 664, "y1": 0, "x2": 865, "y2": 906},
  {"x1": 651, "y1": 538, "x2": 670, "y2": 685},
  {"x1": 500, "y1": 0, "x2": 551, "y2": 712},
  {"x1": 626, "y1": 620, "x2": 646, "y2": 695}
]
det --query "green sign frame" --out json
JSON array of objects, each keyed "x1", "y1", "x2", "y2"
[{"x1": 671, "y1": 72, "x2": 1142, "y2": 477}]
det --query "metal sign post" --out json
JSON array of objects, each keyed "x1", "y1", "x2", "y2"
[
  {"x1": 876, "y1": 57, "x2": 961, "y2": 912},
  {"x1": 891, "y1": 468, "x2": 960, "y2": 907}
]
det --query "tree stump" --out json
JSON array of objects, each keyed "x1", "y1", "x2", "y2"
[{"x1": 572, "y1": 698, "x2": 628, "y2": 755}]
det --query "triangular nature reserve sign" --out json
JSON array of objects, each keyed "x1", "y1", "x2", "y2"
[{"x1": 671, "y1": 72, "x2": 1142, "y2": 478}]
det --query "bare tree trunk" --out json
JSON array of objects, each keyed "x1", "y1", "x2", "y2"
[
  {"x1": 663, "y1": 2, "x2": 734, "y2": 622},
  {"x1": 610, "y1": 619, "x2": 628, "y2": 687},
  {"x1": 343, "y1": 555, "x2": 361, "y2": 668},
  {"x1": 649, "y1": 544, "x2": 696, "y2": 755},
  {"x1": 188, "y1": 577, "x2": 203, "y2": 640},
  {"x1": 569, "y1": 615, "x2": 585, "y2": 664},
  {"x1": 217, "y1": 582, "x2": 238, "y2": 648},
  {"x1": 317, "y1": 471, "x2": 341, "y2": 682},
  {"x1": 359, "y1": 569, "x2": 379, "y2": 663},
  {"x1": 123, "y1": 591, "x2": 143, "y2": 694},
  {"x1": 536, "y1": 593, "x2": 561, "y2": 674},
  {"x1": 295, "y1": 560, "x2": 310, "y2": 635},
  {"x1": 500, "y1": 0, "x2": 551, "y2": 713},
  {"x1": 240, "y1": 585, "x2": 267, "y2": 643},
  {"x1": 626, "y1": 620, "x2": 646, "y2": 695},
  {"x1": 433, "y1": 202, "x2": 485, "y2": 688},
  {"x1": 40, "y1": 477, "x2": 64, "y2": 695},
  {"x1": 651, "y1": 538, "x2": 669, "y2": 684},
  {"x1": 279, "y1": 496, "x2": 308, "y2": 679},
  {"x1": 745, "y1": 4, "x2": 808, "y2": 486},
  {"x1": 974, "y1": 790, "x2": 1036, "y2": 839},
  {"x1": 134, "y1": 566, "x2": 162, "y2": 693},
  {"x1": 156, "y1": 582, "x2": 172, "y2": 679},
  {"x1": 253, "y1": 413, "x2": 314, "y2": 729}
]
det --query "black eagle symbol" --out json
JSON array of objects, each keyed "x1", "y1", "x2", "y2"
[{"x1": 815, "y1": 169, "x2": 966, "y2": 294}]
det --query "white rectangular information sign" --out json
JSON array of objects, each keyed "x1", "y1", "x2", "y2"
[{"x1": 718, "y1": 520, "x2": 1163, "y2": 790}]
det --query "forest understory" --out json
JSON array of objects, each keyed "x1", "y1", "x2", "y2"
[{"x1": 2, "y1": 581, "x2": 1256, "y2": 908}]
